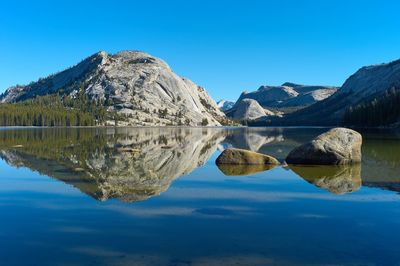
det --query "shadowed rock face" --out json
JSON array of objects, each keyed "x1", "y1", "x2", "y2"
[
  {"x1": 0, "y1": 128, "x2": 226, "y2": 202},
  {"x1": 0, "y1": 51, "x2": 225, "y2": 126},
  {"x1": 286, "y1": 128, "x2": 362, "y2": 165},
  {"x1": 278, "y1": 59, "x2": 400, "y2": 125},
  {"x1": 289, "y1": 164, "x2": 362, "y2": 194}
]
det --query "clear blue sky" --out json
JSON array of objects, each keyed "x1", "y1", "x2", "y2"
[{"x1": 1, "y1": 0, "x2": 399, "y2": 101}]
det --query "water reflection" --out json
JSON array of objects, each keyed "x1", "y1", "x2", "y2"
[
  {"x1": 289, "y1": 165, "x2": 362, "y2": 194},
  {"x1": 361, "y1": 136, "x2": 400, "y2": 193},
  {"x1": 0, "y1": 128, "x2": 226, "y2": 202},
  {"x1": 0, "y1": 127, "x2": 399, "y2": 200},
  {"x1": 217, "y1": 164, "x2": 276, "y2": 176}
]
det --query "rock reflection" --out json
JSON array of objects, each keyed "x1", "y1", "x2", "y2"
[
  {"x1": 361, "y1": 137, "x2": 400, "y2": 193},
  {"x1": 289, "y1": 165, "x2": 362, "y2": 194},
  {"x1": 217, "y1": 164, "x2": 276, "y2": 176},
  {"x1": 0, "y1": 128, "x2": 225, "y2": 202}
]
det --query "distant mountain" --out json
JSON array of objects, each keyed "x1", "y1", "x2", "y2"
[
  {"x1": 225, "y1": 98, "x2": 278, "y2": 121},
  {"x1": 217, "y1": 100, "x2": 235, "y2": 111},
  {"x1": 233, "y1": 82, "x2": 337, "y2": 111},
  {"x1": 273, "y1": 59, "x2": 400, "y2": 126},
  {"x1": 0, "y1": 51, "x2": 227, "y2": 126}
]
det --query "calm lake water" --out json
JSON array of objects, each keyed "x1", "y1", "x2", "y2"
[{"x1": 0, "y1": 127, "x2": 399, "y2": 266}]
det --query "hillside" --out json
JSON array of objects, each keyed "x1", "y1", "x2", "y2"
[
  {"x1": 225, "y1": 98, "x2": 277, "y2": 122},
  {"x1": 233, "y1": 82, "x2": 337, "y2": 111},
  {"x1": 0, "y1": 51, "x2": 227, "y2": 126},
  {"x1": 270, "y1": 59, "x2": 400, "y2": 126},
  {"x1": 217, "y1": 99, "x2": 235, "y2": 111}
]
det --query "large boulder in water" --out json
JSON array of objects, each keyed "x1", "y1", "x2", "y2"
[
  {"x1": 286, "y1": 128, "x2": 362, "y2": 165},
  {"x1": 216, "y1": 148, "x2": 279, "y2": 165}
]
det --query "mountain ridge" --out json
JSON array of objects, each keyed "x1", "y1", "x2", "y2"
[
  {"x1": 268, "y1": 58, "x2": 400, "y2": 126},
  {"x1": 232, "y1": 82, "x2": 338, "y2": 111},
  {"x1": 0, "y1": 50, "x2": 227, "y2": 126}
]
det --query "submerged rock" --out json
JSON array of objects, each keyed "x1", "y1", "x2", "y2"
[
  {"x1": 289, "y1": 164, "x2": 361, "y2": 194},
  {"x1": 217, "y1": 164, "x2": 276, "y2": 176},
  {"x1": 285, "y1": 128, "x2": 362, "y2": 165},
  {"x1": 216, "y1": 148, "x2": 280, "y2": 165}
]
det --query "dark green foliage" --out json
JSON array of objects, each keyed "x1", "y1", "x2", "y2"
[
  {"x1": 343, "y1": 87, "x2": 400, "y2": 127},
  {"x1": 201, "y1": 118, "x2": 209, "y2": 126},
  {"x1": 0, "y1": 91, "x2": 107, "y2": 126},
  {"x1": 158, "y1": 108, "x2": 168, "y2": 118},
  {"x1": 0, "y1": 128, "x2": 108, "y2": 164}
]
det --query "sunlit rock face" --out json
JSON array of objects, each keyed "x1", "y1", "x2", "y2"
[
  {"x1": 289, "y1": 165, "x2": 362, "y2": 194},
  {"x1": 225, "y1": 99, "x2": 277, "y2": 121},
  {"x1": 0, "y1": 51, "x2": 225, "y2": 126},
  {"x1": 217, "y1": 100, "x2": 235, "y2": 111},
  {"x1": 286, "y1": 128, "x2": 362, "y2": 165},
  {"x1": 232, "y1": 83, "x2": 337, "y2": 110},
  {"x1": 0, "y1": 128, "x2": 226, "y2": 202}
]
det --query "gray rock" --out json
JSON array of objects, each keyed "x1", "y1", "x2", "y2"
[
  {"x1": 280, "y1": 88, "x2": 338, "y2": 107},
  {"x1": 217, "y1": 99, "x2": 235, "y2": 111},
  {"x1": 216, "y1": 148, "x2": 280, "y2": 165},
  {"x1": 285, "y1": 128, "x2": 362, "y2": 165},
  {"x1": 281, "y1": 59, "x2": 400, "y2": 125},
  {"x1": 232, "y1": 82, "x2": 337, "y2": 110},
  {"x1": 225, "y1": 98, "x2": 276, "y2": 121},
  {"x1": 0, "y1": 51, "x2": 225, "y2": 126}
]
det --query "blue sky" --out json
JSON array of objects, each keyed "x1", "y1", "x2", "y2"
[{"x1": 1, "y1": 0, "x2": 399, "y2": 101}]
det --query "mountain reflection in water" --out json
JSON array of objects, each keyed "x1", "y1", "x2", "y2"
[{"x1": 0, "y1": 127, "x2": 399, "y2": 202}]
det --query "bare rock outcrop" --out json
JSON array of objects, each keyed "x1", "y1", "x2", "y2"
[
  {"x1": 232, "y1": 83, "x2": 337, "y2": 110},
  {"x1": 286, "y1": 128, "x2": 362, "y2": 165},
  {"x1": 0, "y1": 51, "x2": 225, "y2": 126},
  {"x1": 225, "y1": 99, "x2": 276, "y2": 121},
  {"x1": 280, "y1": 59, "x2": 400, "y2": 125},
  {"x1": 217, "y1": 100, "x2": 235, "y2": 111}
]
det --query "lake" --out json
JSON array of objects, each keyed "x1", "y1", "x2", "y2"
[{"x1": 0, "y1": 127, "x2": 399, "y2": 266}]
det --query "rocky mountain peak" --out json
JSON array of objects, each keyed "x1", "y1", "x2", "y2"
[
  {"x1": 0, "y1": 50, "x2": 226, "y2": 126},
  {"x1": 217, "y1": 100, "x2": 235, "y2": 111},
  {"x1": 225, "y1": 98, "x2": 277, "y2": 121},
  {"x1": 233, "y1": 82, "x2": 337, "y2": 110}
]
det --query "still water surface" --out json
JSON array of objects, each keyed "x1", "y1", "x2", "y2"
[{"x1": 0, "y1": 127, "x2": 399, "y2": 266}]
